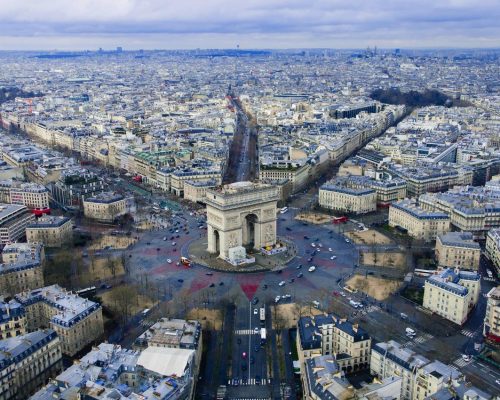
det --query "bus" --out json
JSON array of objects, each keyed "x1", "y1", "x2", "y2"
[
  {"x1": 280, "y1": 207, "x2": 288, "y2": 214},
  {"x1": 76, "y1": 286, "x2": 97, "y2": 298},
  {"x1": 260, "y1": 328, "x2": 267, "y2": 345},
  {"x1": 259, "y1": 307, "x2": 265, "y2": 324},
  {"x1": 180, "y1": 257, "x2": 192, "y2": 267},
  {"x1": 332, "y1": 216, "x2": 348, "y2": 224}
]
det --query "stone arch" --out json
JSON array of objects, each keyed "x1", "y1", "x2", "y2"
[
  {"x1": 213, "y1": 229, "x2": 220, "y2": 254},
  {"x1": 242, "y1": 213, "x2": 259, "y2": 248}
]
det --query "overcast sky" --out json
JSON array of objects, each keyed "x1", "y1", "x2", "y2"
[{"x1": 0, "y1": 0, "x2": 498, "y2": 50}]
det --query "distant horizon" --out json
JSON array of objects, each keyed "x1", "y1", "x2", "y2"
[{"x1": 0, "y1": 0, "x2": 498, "y2": 51}]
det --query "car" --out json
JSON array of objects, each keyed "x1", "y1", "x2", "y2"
[
  {"x1": 496, "y1": 379, "x2": 500, "y2": 385},
  {"x1": 275, "y1": 296, "x2": 281, "y2": 303},
  {"x1": 340, "y1": 292, "x2": 346, "y2": 297},
  {"x1": 276, "y1": 269, "x2": 283, "y2": 274},
  {"x1": 311, "y1": 243, "x2": 316, "y2": 247},
  {"x1": 303, "y1": 235, "x2": 309, "y2": 239},
  {"x1": 318, "y1": 243, "x2": 323, "y2": 248},
  {"x1": 254, "y1": 308, "x2": 258, "y2": 315},
  {"x1": 297, "y1": 272, "x2": 303, "y2": 278},
  {"x1": 307, "y1": 257, "x2": 313, "y2": 262},
  {"x1": 263, "y1": 284, "x2": 268, "y2": 289},
  {"x1": 219, "y1": 282, "x2": 224, "y2": 286},
  {"x1": 232, "y1": 378, "x2": 239, "y2": 386},
  {"x1": 206, "y1": 272, "x2": 213, "y2": 276},
  {"x1": 345, "y1": 238, "x2": 350, "y2": 243},
  {"x1": 163, "y1": 237, "x2": 167, "y2": 241},
  {"x1": 461, "y1": 354, "x2": 472, "y2": 362},
  {"x1": 330, "y1": 256, "x2": 337, "y2": 260},
  {"x1": 328, "y1": 247, "x2": 333, "y2": 252},
  {"x1": 252, "y1": 297, "x2": 259, "y2": 305},
  {"x1": 177, "y1": 279, "x2": 184, "y2": 283},
  {"x1": 146, "y1": 242, "x2": 151, "y2": 245},
  {"x1": 296, "y1": 264, "x2": 302, "y2": 269},
  {"x1": 254, "y1": 345, "x2": 260, "y2": 352},
  {"x1": 333, "y1": 291, "x2": 340, "y2": 296},
  {"x1": 255, "y1": 375, "x2": 261, "y2": 384},
  {"x1": 308, "y1": 266, "x2": 316, "y2": 272},
  {"x1": 289, "y1": 278, "x2": 295, "y2": 283},
  {"x1": 279, "y1": 281, "x2": 286, "y2": 286},
  {"x1": 175, "y1": 230, "x2": 179, "y2": 233},
  {"x1": 171, "y1": 242, "x2": 176, "y2": 246},
  {"x1": 167, "y1": 258, "x2": 172, "y2": 263},
  {"x1": 253, "y1": 327, "x2": 259, "y2": 333},
  {"x1": 176, "y1": 235, "x2": 180, "y2": 238},
  {"x1": 286, "y1": 227, "x2": 292, "y2": 231}
]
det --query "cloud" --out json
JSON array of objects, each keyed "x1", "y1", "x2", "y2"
[{"x1": 0, "y1": 0, "x2": 498, "y2": 49}]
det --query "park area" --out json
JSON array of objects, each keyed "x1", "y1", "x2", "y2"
[
  {"x1": 360, "y1": 251, "x2": 406, "y2": 269},
  {"x1": 295, "y1": 212, "x2": 331, "y2": 224},
  {"x1": 346, "y1": 274, "x2": 402, "y2": 301},
  {"x1": 98, "y1": 284, "x2": 156, "y2": 320},
  {"x1": 346, "y1": 229, "x2": 392, "y2": 245},
  {"x1": 187, "y1": 308, "x2": 223, "y2": 330}
]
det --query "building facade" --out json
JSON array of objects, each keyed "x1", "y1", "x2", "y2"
[
  {"x1": 389, "y1": 199, "x2": 450, "y2": 242},
  {"x1": 83, "y1": 192, "x2": 127, "y2": 223},
  {"x1": 26, "y1": 216, "x2": 74, "y2": 247},
  {"x1": 483, "y1": 286, "x2": 500, "y2": 341},
  {"x1": 0, "y1": 203, "x2": 35, "y2": 244},
  {"x1": 422, "y1": 268, "x2": 481, "y2": 325},
  {"x1": 319, "y1": 183, "x2": 377, "y2": 214},
  {"x1": 15, "y1": 285, "x2": 104, "y2": 356},
  {"x1": 435, "y1": 232, "x2": 481, "y2": 270}
]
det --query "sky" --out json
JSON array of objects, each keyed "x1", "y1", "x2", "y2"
[{"x1": 0, "y1": 0, "x2": 498, "y2": 50}]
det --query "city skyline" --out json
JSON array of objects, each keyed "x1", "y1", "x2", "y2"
[{"x1": 0, "y1": 0, "x2": 499, "y2": 50}]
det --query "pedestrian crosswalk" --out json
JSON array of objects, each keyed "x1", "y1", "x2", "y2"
[
  {"x1": 460, "y1": 329, "x2": 475, "y2": 338},
  {"x1": 453, "y1": 357, "x2": 473, "y2": 368},
  {"x1": 234, "y1": 329, "x2": 258, "y2": 335},
  {"x1": 483, "y1": 277, "x2": 496, "y2": 282},
  {"x1": 227, "y1": 378, "x2": 271, "y2": 386},
  {"x1": 365, "y1": 305, "x2": 380, "y2": 313},
  {"x1": 401, "y1": 333, "x2": 433, "y2": 348}
]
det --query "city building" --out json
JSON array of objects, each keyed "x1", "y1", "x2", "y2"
[
  {"x1": 26, "y1": 216, "x2": 74, "y2": 247},
  {"x1": 0, "y1": 298, "x2": 26, "y2": 339},
  {"x1": 0, "y1": 329, "x2": 62, "y2": 399},
  {"x1": 301, "y1": 354, "x2": 354, "y2": 400},
  {"x1": 319, "y1": 180, "x2": 377, "y2": 214},
  {"x1": 205, "y1": 182, "x2": 279, "y2": 261},
  {"x1": 435, "y1": 232, "x2": 481, "y2": 270},
  {"x1": 51, "y1": 168, "x2": 106, "y2": 208},
  {"x1": 389, "y1": 199, "x2": 450, "y2": 242},
  {"x1": 0, "y1": 203, "x2": 35, "y2": 244},
  {"x1": 485, "y1": 228, "x2": 500, "y2": 275},
  {"x1": 0, "y1": 180, "x2": 50, "y2": 210},
  {"x1": 183, "y1": 179, "x2": 218, "y2": 203},
  {"x1": 422, "y1": 268, "x2": 481, "y2": 325},
  {"x1": 83, "y1": 192, "x2": 127, "y2": 223},
  {"x1": 15, "y1": 284, "x2": 104, "y2": 356},
  {"x1": 32, "y1": 341, "x2": 198, "y2": 400},
  {"x1": 483, "y1": 286, "x2": 500, "y2": 341},
  {"x1": 0, "y1": 242, "x2": 44, "y2": 296},
  {"x1": 297, "y1": 313, "x2": 371, "y2": 375}
]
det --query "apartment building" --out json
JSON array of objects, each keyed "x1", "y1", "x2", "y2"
[
  {"x1": 413, "y1": 361, "x2": 461, "y2": 400},
  {"x1": 422, "y1": 268, "x2": 481, "y2": 325},
  {"x1": 0, "y1": 242, "x2": 44, "y2": 296},
  {"x1": 83, "y1": 192, "x2": 127, "y2": 223},
  {"x1": 0, "y1": 180, "x2": 50, "y2": 209},
  {"x1": 435, "y1": 232, "x2": 481, "y2": 270},
  {"x1": 0, "y1": 203, "x2": 35, "y2": 244},
  {"x1": 183, "y1": 179, "x2": 218, "y2": 203},
  {"x1": 51, "y1": 168, "x2": 106, "y2": 208},
  {"x1": 297, "y1": 314, "x2": 371, "y2": 375},
  {"x1": 0, "y1": 329, "x2": 62, "y2": 400},
  {"x1": 483, "y1": 286, "x2": 500, "y2": 341},
  {"x1": 15, "y1": 285, "x2": 104, "y2": 356},
  {"x1": 32, "y1": 341, "x2": 198, "y2": 400},
  {"x1": 485, "y1": 228, "x2": 500, "y2": 275},
  {"x1": 0, "y1": 299, "x2": 26, "y2": 340},
  {"x1": 26, "y1": 216, "x2": 73, "y2": 247},
  {"x1": 319, "y1": 183, "x2": 377, "y2": 214},
  {"x1": 389, "y1": 199, "x2": 450, "y2": 242},
  {"x1": 259, "y1": 163, "x2": 311, "y2": 193}
]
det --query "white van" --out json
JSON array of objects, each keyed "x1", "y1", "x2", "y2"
[
  {"x1": 312, "y1": 300, "x2": 320, "y2": 308},
  {"x1": 406, "y1": 327, "x2": 416, "y2": 336}
]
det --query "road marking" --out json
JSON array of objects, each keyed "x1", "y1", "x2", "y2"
[
  {"x1": 460, "y1": 329, "x2": 475, "y2": 338},
  {"x1": 235, "y1": 329, "x2": 258, "y2": 335}
]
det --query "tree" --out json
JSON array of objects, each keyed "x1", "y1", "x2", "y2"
[{"x1": 109, "y1": 285, "x2": 138, "y2": 325}]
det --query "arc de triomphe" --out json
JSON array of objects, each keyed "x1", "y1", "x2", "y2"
[{"x1": 205, "y1": 182, "x2": 279, "y2": 260}]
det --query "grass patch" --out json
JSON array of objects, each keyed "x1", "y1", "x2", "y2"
[{"x1": 401, "y1": 287, "x2": 424, "y2": 305}]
